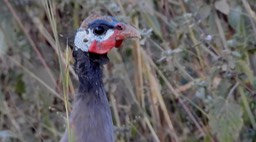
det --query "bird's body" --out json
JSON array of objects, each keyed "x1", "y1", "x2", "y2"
[{"x1": 60, "y1": 15, "x2": 139, "y2": 142}]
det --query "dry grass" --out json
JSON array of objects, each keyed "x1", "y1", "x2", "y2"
[{"x1": 0, "y1": 0, "x2": 256, "y2": 142}]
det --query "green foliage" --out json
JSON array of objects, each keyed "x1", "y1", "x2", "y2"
[
  {"x1": 15, "y1": 74, "x2": 26, "y2": 94},
  {"x1": 228, "y1": 6, "x2": 242, "y2": 31},
  {"x1": 208, "y1": 97, "x2": 243, "y2": 142},
  {"x1": 236, "y1": 60, "x2": 254, "y2": 83}
]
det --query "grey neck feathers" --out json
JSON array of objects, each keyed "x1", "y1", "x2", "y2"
[{"x1": 60, "y1": 49, "x2": 114, "y2": 142}]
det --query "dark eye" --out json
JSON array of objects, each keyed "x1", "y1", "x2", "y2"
[{"x1": 93, "y1": 26, "x2": 106, "y2": 35}]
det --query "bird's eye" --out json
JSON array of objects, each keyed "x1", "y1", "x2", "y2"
[{"x1": 93, "y1": 26, "x2": 106, "y2": 35}]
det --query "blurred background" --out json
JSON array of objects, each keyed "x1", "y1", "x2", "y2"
[{"x1": 1, "y1": 0, "x2": 256, "y2": 142}]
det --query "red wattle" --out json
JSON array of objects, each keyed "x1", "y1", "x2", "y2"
[{"x1": 115, "y1": 40, "x2": 123, "y2": 48}]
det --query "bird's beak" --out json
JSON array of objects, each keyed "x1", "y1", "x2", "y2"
[
  {"x1": 115, "y1": 23, "x2": 140, "y2": 40},
  {"x1": 114, "y1": 23, "x2": 140, "y2": 47}
]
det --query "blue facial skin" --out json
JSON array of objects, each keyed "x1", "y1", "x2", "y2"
[{"x1": 88, "y1": 17, "x2": 119, "y2": 30}]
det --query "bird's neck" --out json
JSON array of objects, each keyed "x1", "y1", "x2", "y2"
[
  {"x1": 65, "y1": 50, "x2": 114, "y2": 142},
  {"x1": 74, "y1": 51, "x2": 108, "y2": 95}
]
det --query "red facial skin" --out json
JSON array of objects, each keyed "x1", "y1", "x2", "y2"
[
  {"x1": 88, "y1": 30, "x2": 124, "y2": 54},
  {"x1": 88, "y1": 23, "x2": 139, "y2": 54}
]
